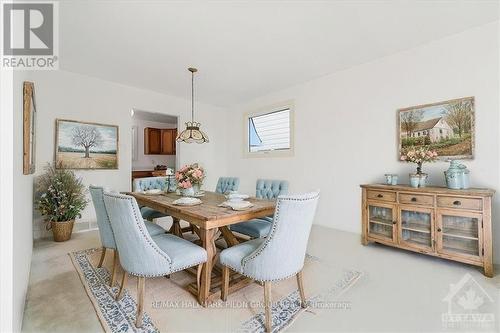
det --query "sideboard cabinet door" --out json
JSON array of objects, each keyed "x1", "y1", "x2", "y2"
[
  {"x1": 399, "y1": 205, "x2": 434, "y2": 252},
  {"x1": 366, "y1": 202, "x2": 397, "y2": 243},
  {"x1": 436, "y1": 210, "x2": 483, "y2": 262}
]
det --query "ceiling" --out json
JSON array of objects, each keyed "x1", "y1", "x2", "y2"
[{"x1": 59, "y1": 1, "x2": 499, "y2": 107}]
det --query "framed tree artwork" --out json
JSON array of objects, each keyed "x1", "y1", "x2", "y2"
[
  {"x1": 398, "y1": 97, "x2": 475, "y2": 160},
  {"x1": 55, "y1": 119, "x2": 119, "y2": 169},
  {"x1": 23, "y1": 81, "x2": 36, "y2": 175}
]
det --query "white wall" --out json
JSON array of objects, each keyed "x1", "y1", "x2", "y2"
[
  {"x1": 2, "y1": 70, "x2": 16, "y2": 332},
  {"x1": 13, "y1": 69, "x2": 228, "y2": 239},
  {"x1": 5, "y1": 74, "x2": 35, "y2": 332},
  {"x1": 226, "y1": 22, "x2": 500, "y2": 262},
  {"x1": 132, "y1": 118, "x2": 177, "y2": 171}
]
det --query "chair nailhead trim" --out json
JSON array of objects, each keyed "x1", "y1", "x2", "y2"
[
  {"x1": 220, "y1": 263, "x2": 303, "y2": 283},
  {"x1": 126, "y1": 260, "x2": 207, "y2": 278}
]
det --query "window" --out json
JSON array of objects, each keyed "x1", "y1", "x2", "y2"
[{"x1": 244, "y1": 103, "x2": 294, "y2": 157}]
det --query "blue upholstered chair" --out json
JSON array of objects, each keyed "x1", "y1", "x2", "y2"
[
  {"x1": 215, "y1": 177, "x2": 240, "y2": 194},
  {"x1": 89, "y1": 186, "x2": 166, "y2": 287},
  {"x1": 132, "y1": 177, "x2": 170, "y2": 221},
  {"x1": 230, "y1": 179, "x2": 289, "y2": 238},
  {"x1": 103, "y1": 192, "x2": 207, "y2": 328},
  {"x1": 220, "y1": 191, "x2": 320, "y2": 332}
]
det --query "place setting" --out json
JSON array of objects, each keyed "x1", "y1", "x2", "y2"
[
  {"x1": 172, "y1": 197, "x2": 203, "y2": 206},
  {"x1": 219, "y1": 191, "x2": 254, "y2": 211}
]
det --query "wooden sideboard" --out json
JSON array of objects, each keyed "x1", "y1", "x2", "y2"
[{"x1": 360, "y1": 184, "x2": 495, "y2": 277}]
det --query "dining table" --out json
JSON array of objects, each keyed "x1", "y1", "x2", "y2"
[{"x1": 127, "y1": 190, "x2": 276, "y2": 306}]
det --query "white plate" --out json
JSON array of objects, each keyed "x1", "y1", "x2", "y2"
[
  {"x1": 173, "y1": 197, "x2": 202, "y2": 206},
  {"x1": 220, "y1": 201, "x2": 254, "y2": 211}
]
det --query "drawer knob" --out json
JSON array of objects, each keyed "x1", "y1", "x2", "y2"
[
  {"x1": 377, "y1": 194, "x2": 383, "y2": 198},
  {"x1": 411, "y1": 197, "x2": 417, "y2": 202},
  {"x1": 437, "y1": 228, "x2": 442, "y2": 232},
  {"x1": 453, "y1": 200, "x2": 462, "y2": 206},
  {"x1": 392, "y1": 221, "x2": 397, "y2": 225}
]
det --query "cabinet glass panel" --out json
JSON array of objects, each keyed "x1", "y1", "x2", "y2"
[
  {"x1": 401, "y1": 210, "x2": 431, "y2": 248},
  {"x1": 368, "y1": 205, "x2": 393, "y2": 240},
  {"x1": 441, "y1": 215, "x2": 479, "y2": 257}
]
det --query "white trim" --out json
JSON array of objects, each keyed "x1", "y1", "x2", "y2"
[
  {"x1": 0, "y1": 56, "x2": 14, "y2": 332},
  {"x1": 243, "y1": 100, "x2": 295, "y2": 158}
]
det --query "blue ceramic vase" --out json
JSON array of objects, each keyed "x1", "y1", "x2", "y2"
[{"x1": 444, "y1": 160, "x2": 470, "y2": 189}]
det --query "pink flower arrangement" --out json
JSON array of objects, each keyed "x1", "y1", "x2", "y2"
[
  {"x1": 175, "y1": 163, "x2": 205, "y2": 189},
  {"x1": 400, "y1": 147, "x2": 438, "y2": 164},
  {"x1": 400, "y1": 147, "x2": 438, "y2": 174}
]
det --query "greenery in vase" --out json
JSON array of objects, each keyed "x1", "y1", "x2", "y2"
[
  {"x1": 175, "y1": 163, "x2": 205, "y2": 189},
  {"x1": 36, "y1": 164, "x2": 88, "y2": 222},
  {"x1": 400, "y1": 146, "x2": 438, "y2": 174}
]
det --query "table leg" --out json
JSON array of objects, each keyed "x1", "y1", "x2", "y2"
[
  {"x1": 220, "y1": 226, "x2": 239, "y2": 247},
  {"x1": 169, "y1": 217, "x2": 184, "y2": 238},
  {"x1": 199, "y1": 228, "x2": 217, "y2": 306}
]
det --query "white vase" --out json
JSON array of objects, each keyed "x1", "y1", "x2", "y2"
[
  {"x1": 182, "y1": 187, "x2": 195, "y2": 197},
  {"x1": 193, "y1": 184, "x2": 200, "y2": 194}
]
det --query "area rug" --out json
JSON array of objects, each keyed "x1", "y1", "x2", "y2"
[{"x1": 70, "y1": 248, "x2": 361, "y2": 333}]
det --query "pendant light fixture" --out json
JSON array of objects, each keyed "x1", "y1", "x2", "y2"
[{"x1": 176, "y1": 67, "x2": 209, "y2": 144}]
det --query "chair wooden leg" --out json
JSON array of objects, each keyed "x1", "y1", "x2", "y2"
[
  {"x1": 196, "y1": 264, "x2": 203, "y2": 294},
  {"x1": 97, "y1": 247, "x2": 106, "y2": 268},
  {"x1": 110, "y1": 250, "x2": 118, "y2": 287},
  {"x1": 264, "y1": 282, "x2": 272, "y2": 333},
  {"x1": 135, "y1": 277, "x2": 145, "y2": 328},
  {"x1": 116, "y1": 272, "x2": 128, "y2": 301},
  {"x1": 221, "y1": 266, "x2": 230, "y2": 301},
  {"x1": 296, "y1": 270, "x2": 307, "y2": 308}
]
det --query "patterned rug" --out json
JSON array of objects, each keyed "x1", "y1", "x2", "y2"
[{"x1": 70, "y1": 248, "x2": 361, "y2": 333}]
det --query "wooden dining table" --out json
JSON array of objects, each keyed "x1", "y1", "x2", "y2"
[{"x1": 127, "y1": 191, "x2": 276, "y2": 306}]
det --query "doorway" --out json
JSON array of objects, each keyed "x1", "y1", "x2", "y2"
[{"x1": 131, "y1": 109, "x2": 179, "y2": 183}]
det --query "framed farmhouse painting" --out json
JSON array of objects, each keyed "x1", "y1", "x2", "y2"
[
  {"x1": 398, "y1": 97, "x2": 475, "y2": 160},
  {"x1": 55, "y1": 119, "x2": 119, "y2": 169}
]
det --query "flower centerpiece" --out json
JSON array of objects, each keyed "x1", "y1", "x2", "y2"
[
  {"x1": 400, "y1": 147, "x2": 438, "y2": 187},
  {"x1": 36, "y1": 164, "x2": 88, "y2": 242},
  {"x1": 175, "y1": 163, "x2": 205, "y2": 196}
]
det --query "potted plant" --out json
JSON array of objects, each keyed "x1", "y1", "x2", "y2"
[
  {"x1": 36, "y1": 164, "x2": 88, "y2": 242},
  {"x1": 400, "y1": 147, "x2": 438, "y2": 187},
  {"x1": 175, "y1": 163, "x2": 205, "y2": 196}
]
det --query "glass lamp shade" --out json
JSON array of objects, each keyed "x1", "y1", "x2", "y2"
[{"x1": 176, "y1": 122, "x2": 209, "y2": 144}]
